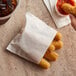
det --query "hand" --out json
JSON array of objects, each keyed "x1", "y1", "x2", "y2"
[{"x1": 70, "y1": 14, "x2": 76, "y2": 30}]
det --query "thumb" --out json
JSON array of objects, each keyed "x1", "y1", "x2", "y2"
[
  {"x1": 69, "y1": 14, "x2": 75, "y2": 21},
  {"x1": 69, "y1": 14, "x2": 76, "y2": 30}
]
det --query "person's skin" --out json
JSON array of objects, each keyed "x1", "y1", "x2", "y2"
[{"x1": 69, "y1": 14, "x2": 76, "y2": 30}]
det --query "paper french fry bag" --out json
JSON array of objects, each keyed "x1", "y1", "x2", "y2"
[{"x1": 7, "y1": 12, "x2": 57, "y2": 64}]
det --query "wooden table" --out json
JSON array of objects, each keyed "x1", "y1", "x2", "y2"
[{"x1": 0, "y1": 0, "x2": 76, "y2": 76}]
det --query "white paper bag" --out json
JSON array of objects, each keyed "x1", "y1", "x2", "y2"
[
  {"x1": 43, "y1": 0, "x2": 71, "y2": 28},
  {"x1": 7, "y1": 12, "x2": 57, "y2": 64}
]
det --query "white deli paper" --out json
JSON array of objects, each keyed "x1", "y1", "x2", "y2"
[
  {"x1": 43, "y1": 0, "x2": 71, "y2": 28},
  {"x1": 7, "y1": 12, "x2": 57, "y2": 64}
]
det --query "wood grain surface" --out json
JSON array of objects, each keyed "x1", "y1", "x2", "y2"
[{"x1": 0, "y1": 0, "x2": 76, "y2": 76}]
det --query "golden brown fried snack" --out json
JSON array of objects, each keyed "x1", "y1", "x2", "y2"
[
  {"x1": 39, "y1": 32, "x2": 63, "y2": 69},
  {"x1": 48, "y1": 44, "x2": 55, "y2": 52},
  {"x1": 39, "y1": 58, "x2": 50, "y2": 69},
  {"x1": 61, "y1": 3, "x2": 76, "y2": 16},
  {"x1": 44, "y1": 51, "x2": 59, "y2": 61},
  {"x1": 52, "y1": 41, "x2": 63, "y2": 50},
  {"x1": 54, "y1": 32, "x2": 62, "y2": 41}
]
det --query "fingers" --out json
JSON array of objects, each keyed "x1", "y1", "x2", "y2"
[{"x1": 70, "y1": 14, "x2": 76, "y2": 30}]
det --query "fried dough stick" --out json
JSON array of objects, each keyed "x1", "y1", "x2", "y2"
[{"x1": 61, "y1": 3, "x2": 76, "y2": 16}]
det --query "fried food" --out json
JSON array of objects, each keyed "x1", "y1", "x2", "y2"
[
  {"x1": 48, "y1": 44, "x2": 55, "y2": 52},
  {"x1": 52, "y1": 41, "x2": 63, "y2": 50},
  {"x1": 61, "y1": 3, "x2": 76, "y2": 16},
  {"x1": 44, "y1": 51, "x2": 59, "y2": 61},
  {"x1": 39, "y1": 32, "x2": 63, "y2": 69},
  {"x1": 39, "y1": 58, "x2": 50, "y2": 69},
  {"x1": 54, "y1": 32, "x2": 62, "y2": 41}
]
